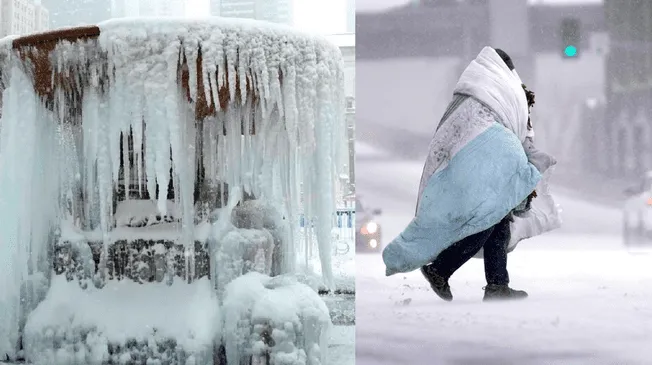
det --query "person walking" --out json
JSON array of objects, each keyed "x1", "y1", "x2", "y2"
[{"x1": 381, "y1": 47, "x2": 559, "y2": 301}]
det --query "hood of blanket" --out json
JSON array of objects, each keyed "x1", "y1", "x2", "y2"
[{"x1": 454, "y1": 46, "x2": 529, "y2": 143}]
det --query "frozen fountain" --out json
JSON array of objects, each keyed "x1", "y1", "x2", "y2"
[{"x1": 0, "y1": 18, "x2": 345, "y2": 365}]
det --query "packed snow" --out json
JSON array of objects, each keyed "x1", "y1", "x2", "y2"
[
  {"x1": 355, "y1": 141, "x2": 652, "y2": 365},
  {"x1": 23, "y1": 277, "x2": 220, "y2": 365},
  {"x1": 0, "y1": 17, "x2": 347, "y2": 364},
  {"x1": 114, "y1": 200, "x2": 179, "y2": 227},
  {"x1": 61, "y1": 216, "x2": 213, "y2": 243}
]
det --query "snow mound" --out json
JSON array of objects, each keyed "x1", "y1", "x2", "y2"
[
  {"x1": 23, "y1": 276, "x2": 220, "y2": 365},
  {"x1": 213, "y1": 228, "x2": 275, "y2": 297},
  {"x1": 222, "y1": 272, "x2": 332, "y2": 365}
]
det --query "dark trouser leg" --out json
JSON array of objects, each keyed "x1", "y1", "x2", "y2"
[
  {"x1": 483, "y1": 217, "x2": 511, "y2": 285},
  {"x1": 428, "y1": 224, "x2": 496, "y2": 279}
]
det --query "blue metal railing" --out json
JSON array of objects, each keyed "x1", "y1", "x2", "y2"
[{"x1": 299, "y1": 208, "x2": 356, "y2": 241}]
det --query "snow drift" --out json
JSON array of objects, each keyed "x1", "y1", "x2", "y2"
[{"x1": 222, "y1": 272, "x2": 332, "y2": 365}]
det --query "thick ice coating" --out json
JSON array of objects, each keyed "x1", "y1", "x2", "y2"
[{"x1": 0, "y1": 18, "x2": 345, "y2": 360}]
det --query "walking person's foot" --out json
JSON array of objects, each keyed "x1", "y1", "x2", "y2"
[
  {"x1": 421, "y1": 265, "x2": 453, "y2": 301},
  {"x1": 483, "y1": 284, "x2": 528, "y2": 301}
]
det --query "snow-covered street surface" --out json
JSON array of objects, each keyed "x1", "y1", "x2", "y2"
[
  {"x1": 327, "y1": 325, "x2": 355, "y2": 365},
  {"x1": 298, "y1": 237, "x2": 355, "y2": 361},
  {"x1": 356, "y1": 141, "x2": 652, "y2": 365}
]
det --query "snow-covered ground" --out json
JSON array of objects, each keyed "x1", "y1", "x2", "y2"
[
  {"x1": 298, "y1": 232, "x2": 356, "y2": 327},
  {"x1": 356, "y1": 141, "x2": 652, "y2": 365},
  {"x1": 326, "y1": 326, "x2": 355, "y2": 365},
  {"x1": 0, "y1": 326, "x2": 355, "y2": 365},
  {"x1": 298, "y1": 231, "x2": 355, "y2": 293}
]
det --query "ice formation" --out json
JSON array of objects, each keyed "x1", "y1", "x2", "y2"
[
  {"x1": 222, "y1": 272, "x2": 332, "y2": 365},
  {"x1": 0, "y1": 18, "x2": 344, "y2": 361},
  {"x1": 214, "y1": 228, "x2": 275, "y2": 297},
  {"x1": 0, "y1": 57, "x2": 63, "y2": 360}
]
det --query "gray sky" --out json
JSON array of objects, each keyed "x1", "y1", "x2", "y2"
[
  {"x1": 186, "y1": 0, "x2": 348, "y2": 34},
  {"x1": 356, "y1": 0, "x2": 602, "y2": 12}
]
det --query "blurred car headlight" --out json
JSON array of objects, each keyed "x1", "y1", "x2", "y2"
[{"x1": 362, "y1": 221, "x2": 378, "y2": 235}]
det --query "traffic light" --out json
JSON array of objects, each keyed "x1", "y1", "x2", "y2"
[{"x1": 560, "y1": 17, "x2": 581, "y2": 59}]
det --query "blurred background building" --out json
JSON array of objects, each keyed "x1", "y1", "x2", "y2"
[
  {"x1": 209, "y1": 0, "x2": 293, "y2": 24},
  {"x1": 325, "y1": 33, "x2": 356, "y2": 194},
  {"x1": 139, "y1": 0, "x2": 186, "y2": 16},
  {"x1": 356, "y1": 0, "x2": 652, "y2": 195},
  {"x1": 346, "y1": 0, "x2": 354, "y2": 32},
  {"x1": 111, "y1": 0, "x2": 185, "y2": 18},
  {"x1": 0, "y1": 0, "x2": 49, "y2": 37},
  {"x1": 588, "y1": 0, "x2": 652, "y2": 179},
  {"x1": 40, "y1": 0, "x2": 109, "y2": 28}
]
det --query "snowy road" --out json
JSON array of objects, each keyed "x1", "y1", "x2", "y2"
[{"x1": 355, "y1": 142, "x2": 652, "y2": 365}]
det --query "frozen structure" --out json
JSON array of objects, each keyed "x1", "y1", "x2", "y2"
[{"x1": 0, "y1": 18, "x2": 344, "y2": 365}]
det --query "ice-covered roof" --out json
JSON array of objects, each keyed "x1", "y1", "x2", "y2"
[{"x1": 2, "y1": 17, "x2": 345, "y2": 118}]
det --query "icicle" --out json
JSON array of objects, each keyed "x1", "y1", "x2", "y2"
[
  {"x1": 143, "y1": 102, "x2": 157, "y2": 206},
  {"x1": 224, "y1": 33, "x2": 238, "y2": 107},
  {"x1": 202, "y1": 117, "x2": 215, "y2": 184},
  {"x1": 122, "y1": 132, "x2": 130, "y2": 200},
  {"x1": 199, "y1": 39, "x2": 216, "y2": 109},
  {"x1": 215, "y1": 36, "x2": 226, "y2": 110},
  {"x1": 166, "y1": 44, "x2": 197, "y2": 280},
  {"x1": 281, "y1": 54, "x2": 299, "y2": 149},
  {"x1": 241, "y1": 97, "x2": 253, "y2": 194},
  {"x1": 108, "y1": 65, "x2": 127, "y2": 186},
  {"x1": 109, "y1": 113, "x2": 122, "y2": 186},
  {"x1": 153, "y1": 109, "x2": 171, "y2": 216},
  {"x1": 237, "y1": 42, "x2": 250, "y2": 107},
  {"x1": 184, "y1": 40, "x2": 199, "y2": 103},
  {"x1": 224, "y1": 106, "x2": 243, "y2": 194},
  {"x1": 92, "y1": 90, "x2": 114, "y2": 251},
  {"x1": 132, "y1": 102, "x2": 144, "y2": 198},
  {"x1": 0, "y1": 63, "x2": 60, "y2": 358}
]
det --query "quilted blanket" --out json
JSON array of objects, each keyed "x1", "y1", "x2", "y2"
[{"x1": 382, "y1": 47, "x2": 553, "y2": 276}]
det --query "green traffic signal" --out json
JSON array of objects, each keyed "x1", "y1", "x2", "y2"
[
  {"x1": 564, "y1": 45, "x2": 578, "y2": 57},
  {"x1": 561, "y1": 17, "x2": 580, "y2": 59}
]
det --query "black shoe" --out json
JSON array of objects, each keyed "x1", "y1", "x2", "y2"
[
  {"x1": 483, "y1": 284, "x2": 528, "y2": 301},
  {"x1": 420, "y1": 265, "x2": 453, "y2": 301}
]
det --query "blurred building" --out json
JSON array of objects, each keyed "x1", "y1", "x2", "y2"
[
  {"x1": 356, "y1": 1, "x2": 605, "y2": 60},
  {"x1": 209, "y1": 0, "x2": 293, "y2": 25},
  {"x1": 346, "y1": 0, "x2": 354, "y2": 33},
  {"x1": 111, "y1": 0, "x2": 137, "y2": 18},
  {"x1": 138, "y1": 0, "x2": 185, "y2": 17},
  {"x1": 355, "y1": 0, "x2": 610, "y2": 171},
  {"x1": 585, "y1": 0, "x2": 652, "y2": 179},
  {"x1": 325, "y1": 33, "x2": 355, "y2": 194},
  {"x1": 40, "y1": 0, "x2": 111, "y2": 28},
  {"x1": 0, "y1": 0, "x2": 49, "y2": 37}
]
